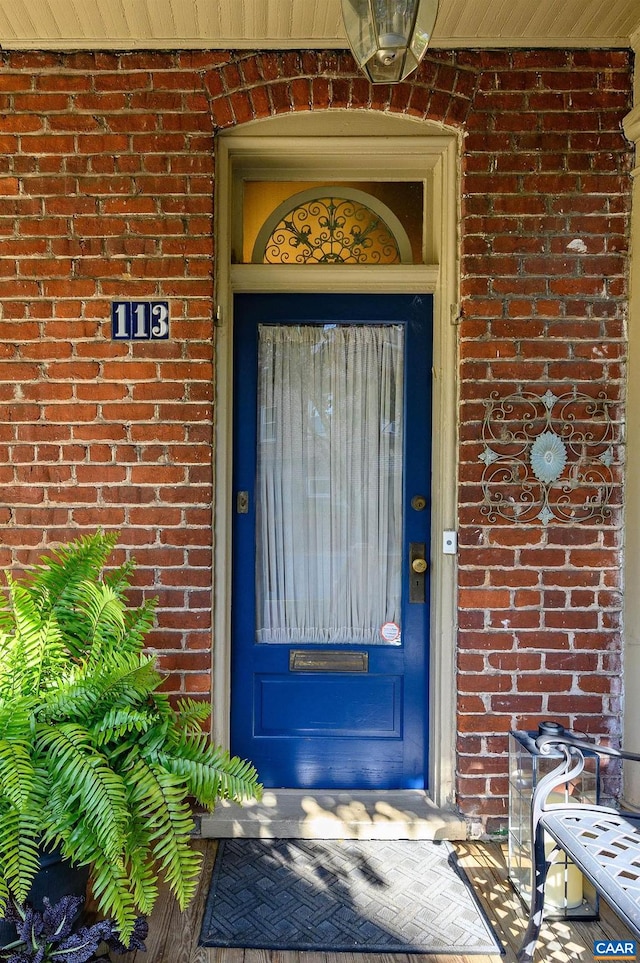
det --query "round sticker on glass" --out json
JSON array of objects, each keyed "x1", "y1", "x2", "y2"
[{"x1": 380, "y1": 621, "x2": 401, "y2": 643}]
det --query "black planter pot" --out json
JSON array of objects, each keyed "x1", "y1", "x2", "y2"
[{"x1": 0, "y1": 850, "x2": 89, "y2": 946}]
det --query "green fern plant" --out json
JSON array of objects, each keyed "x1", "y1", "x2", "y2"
[{"x1": 0, "y1": 531, "x2": 262, "y2": 941}]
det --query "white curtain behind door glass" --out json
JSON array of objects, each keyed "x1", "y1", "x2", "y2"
[{"x1": 256, "y1": 323, "x2": 404, "y2": 644}]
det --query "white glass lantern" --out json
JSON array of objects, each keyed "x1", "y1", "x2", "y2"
[
  {"x1": 341, "y1": 0, "x2": 439, "y2": 84},
  {"x1": 508, "y1": 724, "x2": 599, "y2": 920}
]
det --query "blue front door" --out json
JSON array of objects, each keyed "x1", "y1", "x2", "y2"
[{"x1": 231, "y1": 294, "x2": 432, "y2": 789}]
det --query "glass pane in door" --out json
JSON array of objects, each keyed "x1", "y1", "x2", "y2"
[{"x1": 255, "y1": 323, "x2": 404, "y2": 645}]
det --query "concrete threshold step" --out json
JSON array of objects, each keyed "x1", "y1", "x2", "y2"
[{"x1": 198, "y1": 790, "x2": 467, "y2": 840}]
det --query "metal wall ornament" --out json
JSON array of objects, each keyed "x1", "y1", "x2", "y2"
[{"x1": 479, "y1": 389, "x2": 618, "y2": 525}]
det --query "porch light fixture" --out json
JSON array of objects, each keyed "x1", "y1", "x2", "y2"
[{"x1": 341, "y1": 0, "x2": 439, "y2": 84}]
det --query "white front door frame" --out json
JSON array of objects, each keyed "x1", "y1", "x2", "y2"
[{"x1": 213, "y1": 111, "x2": 460, "y2": 809}]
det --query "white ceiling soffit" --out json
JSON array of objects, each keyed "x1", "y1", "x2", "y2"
[{"x1": 0, "y1": 0, "x2": 638, "y2": 51}]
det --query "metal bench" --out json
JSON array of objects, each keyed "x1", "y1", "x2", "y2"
[{"x1": 517, "y1": 733, "x2": 640, "y2": 963}]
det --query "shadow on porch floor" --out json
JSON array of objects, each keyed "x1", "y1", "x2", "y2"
[{"x1": 111, "y1": 839, "x2": 634, "y2": 963}]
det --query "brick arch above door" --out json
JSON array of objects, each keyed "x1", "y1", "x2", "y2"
[{"x1": 202, "y1": 49, "x2": 479, "y2": 130}]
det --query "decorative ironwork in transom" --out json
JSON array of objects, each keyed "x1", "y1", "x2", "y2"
[{"x1": 252, "y1": 187, "x2": 413, "y2": 265}]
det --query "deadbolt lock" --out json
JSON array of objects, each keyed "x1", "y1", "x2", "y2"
[
  {"x1": 411, "y1": 495, "x2": 427, "y2": 511},
  {"x1": 411, "y1": 557, "x2": 428, "y2": 574}
]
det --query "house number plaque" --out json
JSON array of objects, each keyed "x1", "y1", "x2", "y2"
[{"x1": 111, "y1": 301, "x2": 169, "y2": 340}]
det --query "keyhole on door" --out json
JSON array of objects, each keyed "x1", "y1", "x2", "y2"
[{"x1": 409, "y1": 542, "x2": 427, "y2": 603}]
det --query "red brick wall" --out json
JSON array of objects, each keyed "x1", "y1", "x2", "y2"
[
  {"x1": 457, "y1": 50, "x2": 632, "y2": 830},
  {"x1": 0, "y1": 50, "x2": 217, "y2": 692},
  {"x1": 0, "y1": 47, "x2": 633, "y2": 830}
]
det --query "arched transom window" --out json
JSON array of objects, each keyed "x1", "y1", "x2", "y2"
[{"x1": 252, "y1": 187, "x2": 414, "y2": 265}]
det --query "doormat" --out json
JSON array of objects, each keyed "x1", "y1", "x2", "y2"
[{"x1": 199, "y1": 838, "x2": 503, "y2": 955}]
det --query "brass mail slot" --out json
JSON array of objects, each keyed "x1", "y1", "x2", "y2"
[{"x1": 289, "y1": 650, "x2": 369, "y2": 673}]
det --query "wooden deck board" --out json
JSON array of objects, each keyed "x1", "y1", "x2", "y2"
[{"x1": 101, "y1": 839, "x2": 635, "y2": 963}]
